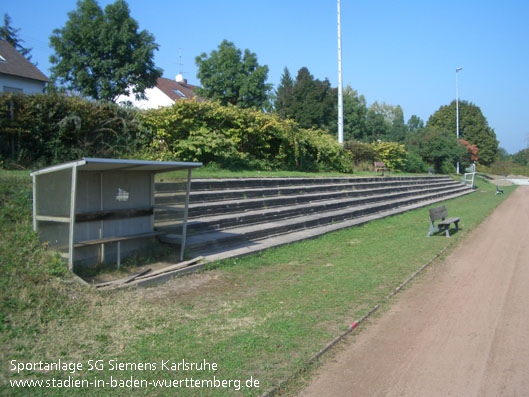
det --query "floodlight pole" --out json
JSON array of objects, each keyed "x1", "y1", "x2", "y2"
[
  {"x1": 456, "y1": 67, "x2": 462, "y2": 174},
  {"x1": 337, "y1": 0, "x2": 344, "y2": 144}
]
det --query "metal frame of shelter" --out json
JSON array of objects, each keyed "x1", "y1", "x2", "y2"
[{"x1": 30, "y1": 158, "x2": 202, "y2": 271}]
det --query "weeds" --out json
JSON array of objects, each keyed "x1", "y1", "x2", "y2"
[{"x1": 0, "y1": 171, "x2": 514, "y2": 396}]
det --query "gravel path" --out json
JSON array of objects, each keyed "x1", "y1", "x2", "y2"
[{"x1": 301, "y1": 186, "x2": 529, "y2": 397}]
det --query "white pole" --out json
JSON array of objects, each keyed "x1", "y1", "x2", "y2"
[
  {"x1": 456, "y1": 67, "x2": 462, "y2": 174},
  {"x1": 32, "y1": 174, "x2": 37, "y2": 231},
  {"x1": 337, "y1": 0, "x2": 344, "y2": 144},
  {"x1": 68, "y1": 165, "x2": 78, "y2": 271},
  {"x1": 180, "y1": 168, "x2": 192, "y2": 262}
]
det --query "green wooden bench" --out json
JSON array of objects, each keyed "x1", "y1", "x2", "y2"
[
  {"x1": 495, "y1": 186, "x2": 504, "y2": 195},
  {"x1": 427, "y1": 205, "x2": 460, "y2": 238}
]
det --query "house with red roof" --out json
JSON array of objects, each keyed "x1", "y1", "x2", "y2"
[{"x1": 116, "y1": 75, "x2": 200, "y2": 109}]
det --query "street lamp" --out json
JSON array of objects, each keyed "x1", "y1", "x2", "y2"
[{"x1": 456, "y1": 67, "x2": 462, "y2": 174}]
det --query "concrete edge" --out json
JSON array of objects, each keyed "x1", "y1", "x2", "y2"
[
  {"x1": 94, "y1": 258, "x2": 208, "y2": 290},
  {"x1": 260, "y1": 246, "x2": 450, "y2": 397},
  {"x1": 201, "y1": 189, "x2": 472, "y2": 263},
  {"x1": 88, "y1": 189, "x2": 471, "y2": 290}
]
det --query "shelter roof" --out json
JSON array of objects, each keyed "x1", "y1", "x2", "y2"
[{"x1": 30, "y1": 158, "x2": 202, "y2": 176}]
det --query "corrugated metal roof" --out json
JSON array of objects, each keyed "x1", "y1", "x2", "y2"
[{"x1": 31, "y1": 158, "x2": 202, "y2": 176}]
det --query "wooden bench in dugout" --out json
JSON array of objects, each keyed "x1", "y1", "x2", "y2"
[
  {"x1": 427, "y1": 205, "x2": 460, "y2": 238},
  {"x1": 72, "y1": 207, "x2": 166, "y2": 268}
]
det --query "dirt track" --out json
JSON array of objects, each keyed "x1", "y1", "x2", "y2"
[{"x1": 301, "y1": 186, "x2": 529, "y2": 397}]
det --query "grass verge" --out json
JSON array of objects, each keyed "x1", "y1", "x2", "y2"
[
  {"x1": 0, "y1": 171, "x2": 514, "y2": 396},
  {"x1": 158, "y1": 164, "x2": 419, "y2": 180}
]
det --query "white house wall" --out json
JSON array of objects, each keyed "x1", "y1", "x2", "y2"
[
  {"x1": 0, "y1": 74, "x2": 46, "y2": 94},
  {"x1": 116, "y1": 86, "x2": 174, "y2": 110}
]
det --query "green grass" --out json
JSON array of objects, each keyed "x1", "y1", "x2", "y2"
[
  {"x1": 0, "y1": 171, "x2": 515, "y2": 396},
  {"x1": 157, "y1": 163, "x2": 420, "y2": 180}
]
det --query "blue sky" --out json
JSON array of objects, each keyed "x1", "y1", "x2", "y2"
[{"x1": 3, "y1": 0, "x2": 529, "y2": 154}]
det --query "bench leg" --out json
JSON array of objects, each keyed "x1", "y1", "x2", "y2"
[
  {"x1": 455, "y1": 221, "x2": 459, "y2": 232},
  {"x1": 445, "y1": 226, "x2": 450, "y2": 238},
  {"x1": 427, "y1": 222, "x2": 437, "y2": 237},
  {"x1": 117, "y1": 241, "x2": 121, "y2": 270}
]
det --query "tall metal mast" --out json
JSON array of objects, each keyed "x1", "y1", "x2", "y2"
[
  {"x1": 337, "y1": 0, "x2": 344, "y2": 144},
  {"x1": 456, "y1": 67, "x2": 462, "y2": 174}
]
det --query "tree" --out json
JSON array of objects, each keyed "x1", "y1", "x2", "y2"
[
  {"x1": 0, "y1": 14, "x2": 32, "y2": 61},
  {"x1": 387, "y1": 105, "x2": 407, "y2": 143},
  {"x1": 406, "y1": 115, "x2": 424, "y2": 133},
  {"x1": 407, "y1": 126, "x2": 465, "y2": 173},
  {"x1": 459, "y1": 139, "x2": 479, "y2": 170},
  {"x1": 49, "y1": 0, "x2": 162, "y2": 102},
  {"x1": 275, "y1": 67, "x2": 336, "y2": 131},
  {"x1": 426, "y1": 100, "x2": 498, "y2": 165},
  {"x1": 512, "y1": 148, "x2": 529, "y2": 166},
  {"x1": 364, "y1": 101, "x2": 407, "y2": 142},
  {"x1": 195, "y1": 40, "x2": 272, "y2": 109},
  {"x1": 496, "y1": 147, "x2": 510, "y2": 161},
  {"x1": 274, "y1": 67, "x2": 294, "y2": 118},
  {"x1": 342, "y1": 85, "x2": 367, "y2": 141},
  {"x1": 292, "y1": 67, "x2": 336, "y2": 130},
  {"x1": 365, "y1": 108, "x2": 389, "y2": 142}
]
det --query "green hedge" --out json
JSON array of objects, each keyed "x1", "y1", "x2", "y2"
[
  {"x1": 0, "y1": 94, "x2": 353, "y2": 173},
  {"x1": 0, "y1": 93, "x2": 143, "y2": 168},
  {"x1": 343, "y1": 140, "x2": 408, "y2": 171},
  {"x1": 137, "y1": 100, "x2": 353, "y2": 172}
]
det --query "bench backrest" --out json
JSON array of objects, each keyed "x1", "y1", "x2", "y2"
[
  {"x1": 429, "y1": 205, "x2": 448, "y2": 222},
  {"x1": 374, "y1": 161, "x2": 386, "y2": 168}
]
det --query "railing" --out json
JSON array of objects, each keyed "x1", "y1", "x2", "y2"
[{"x1": 463, "y1": 172, "x2": 476, "y2": 188}]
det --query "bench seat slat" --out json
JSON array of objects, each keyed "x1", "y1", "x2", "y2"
[
  {"x1": 75, "y1": 207, "x2": 154, "y2": 223},
  {"x1": 427, "y1": 205, "x2": 460, "y2": 238},
  {"x1": 74, "y1": 231, "x2": 165, "y2": 248},
  {"x1": 438, "y1": 217, "x2": 460, "y2": 226}
]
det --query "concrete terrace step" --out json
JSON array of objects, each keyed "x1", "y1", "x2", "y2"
[
  {"x1": 156, "y1": 183, "x2": 465, "y2": 234},
  {"x1": 155, "y1": 176, "x2": 454, "y2": 205},
  {"x1": 160, "y1": 184, "x2": 472, "y2": 254},
  {"x1": 156, "y1": 179, "x2": 461, "y2": 220},
  {"x1": 196, "y1": 189, "x2": 473, "y2": 263},
  {"x1": 155, "y1": 175, "x2": 449, "y2": 192}
]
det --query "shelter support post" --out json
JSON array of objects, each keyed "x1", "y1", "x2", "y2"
[
  {"x1": 32, "y1": 174, "x2": 37, "y2": 231},
  {"x1": 117, "y1": 242, "x2": 121, "y2": 269},
  {"x1": 179, "y1": 168, "x2": 193, "y2": 262},
  {"x1": 99, "y1": 172, "x2": 105, "y2": 263},
  {"x1": 68, "y1": 165, "x2": 78, "y2": 271}
]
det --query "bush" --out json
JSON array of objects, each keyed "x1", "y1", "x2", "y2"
[
  {"x1": 441, "y1": 159, "x2": 456, "y2": 174},
  {"x1": 406, "y1": 126, "x2": 464, "y2": 174},
  {"x1": 512, "y1": 148, "x2": 529, "y2": 167},
  {"x1": 0, "y1": 94, "x2": 353, "y2": 173},
  {"x1": 139, "y1": 100, "x2": 353, "y2": 172},
  {"x1": 352, "y1": 160, "x2": 375, "y2": 172},
  {"x1": 0, "y1": 93, "x2": 143, "y2": 168},
  {"x1": 478, "y1": 160, "x2": 529, "y2": 177},
  {"x1": 371, "y1": 141, "x2": 407, "y2": 170},
  {"x1": 343, "y1": 141, "x2": 376, "y2": 164},
  {"x1": 405, "y1": 151, "x2": 429, "y2": 173}
]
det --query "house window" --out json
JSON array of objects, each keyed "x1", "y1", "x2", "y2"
[
  {"x1": 0, "y1": 54, "x2": 6, "y2": 63},
  {"x1": 172, "y1": 89, "x2": 185, "y2": 98},
  {"x1": 3, "y1": 86, "x2": 23, "y2": 93}
]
